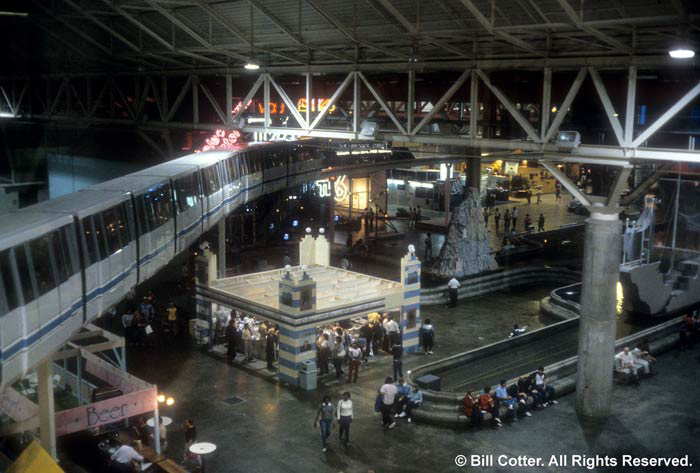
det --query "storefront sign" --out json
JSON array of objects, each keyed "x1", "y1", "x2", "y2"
[{"x1": 55, "y1": 386, "x2": 157, "y2": 437}]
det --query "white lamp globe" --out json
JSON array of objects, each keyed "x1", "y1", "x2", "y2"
[
  {"x1": 305, "y1": 227, "x2": 312, "y2": 234},
  {"x1": 319, "y1": 227, "x2": 325, "y2": 234},
  {"x1": 408, "y1": 244, "x2": 416, "y2": 254}
]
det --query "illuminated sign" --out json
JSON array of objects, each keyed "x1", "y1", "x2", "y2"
[
  {"x1": 197, "y1": 129, "x2": 242, "y2": 153},
  {"x1": 233, "y1": 98, "x2": 335, "y2": 116},
  {"x1": 315, "y1": 175, "x2": 349, "y2": 202}
]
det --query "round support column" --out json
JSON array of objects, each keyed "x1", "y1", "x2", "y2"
[{"x1": 576, "y1": 210, "x2": 622, "y2": 419}]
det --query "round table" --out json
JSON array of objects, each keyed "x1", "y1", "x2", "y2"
[
  {"x1": 189, "y1": 442, "x2": 216, "y2": 455},
  {"x1": 146, "y1": 416, "x2": 172, "y2": 427},
  {"x1": 189, "y1": 442, "x2": 216, "y2": 472}
]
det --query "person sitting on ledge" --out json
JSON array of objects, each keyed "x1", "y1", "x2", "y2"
[
  {"x1": 479, "y1": 386, "x2": 502, "y2": 428},
  {"x1": 495, "y1": 380, "x2": 520, "y2": 419},
  {"x1": 463, "y1": 391, "x2": 483, "y2": 428},
  {"x1": 531, "y1": 366, "x2": 559, "y2": 405},
  {"x1": 632, "y1": 343, "x2": 654, "y2": 377},
  {"x1": 509, "y1": 377, "x2": 534, "y2": 416},
  {"x1": 615, "y1": 347, "x2": 640, "y2": 385},
  {"x1": 509, "y1": 324, "x2": 527, "y2": 338}
]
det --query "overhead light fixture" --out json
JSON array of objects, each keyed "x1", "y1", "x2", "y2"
[
  {"x1": 668, "y1": 48, "x2": 695, "y2": 59},
  {"x1": 244, "y1": 62, "x2": 260, "y2": 70}
]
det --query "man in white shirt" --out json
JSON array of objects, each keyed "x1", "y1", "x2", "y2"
[
  {"x1": 533, "y1": 366, "x2": 558, "y2": 406},
  {"x1": 615, "y1": 347, "x2": 640, "y2": 383},
  {"x1": 111, "y1": 441, "x2": 143, "y2": 471},
  {"x1": 447, "y1": 277, "x2": 460, "y2": 308},
  {"x1": 379, "y1": 377, "x2": 398, "y2": 429},
  {"x1": 336, "y1": 392, "x2": 353, "y2": 446},
  {"x1": 385, "y1": 314, "x2": 400, "y2": 346}
]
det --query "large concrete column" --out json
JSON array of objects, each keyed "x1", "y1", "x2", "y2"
[
  {"x1": 38, "y1": 359, "x2": 57, "y2": 458},
  {"x1": 467, "y1": 158, "x2": 481, "y2": 190},
  {"x1": 576, "y1": 208, "x2": 622, "y2": 419}
]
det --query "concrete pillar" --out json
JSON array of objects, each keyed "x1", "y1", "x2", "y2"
[
  {"x1": 218, "y1": 217, "x2": 226, "y2": 279},
  {"x1": 444, "y1": 164, "x2": 451, "y2": 225},
  {"x1": 38, "y1": 359, "x2": 57, "y2": 458},
  {"x1": 468, "y1": 158, "x2": 481, "y2": 190},
  {"x1": 575, "y1": 209, "x2": 621, "y2": 419}
]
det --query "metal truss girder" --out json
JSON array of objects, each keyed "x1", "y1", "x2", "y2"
[
  {"x1": 411, "y1": 69, "x2": 470, "y2": 135},
  {"x1": 555, "y1": 0, "x2": 632, "y2": 53},
  {"x1": 267, "y1": 74, "x2": 307, "y2": 129},
  {"x1": 231, "y1": 75, "x2": 265, "y2": 124},
  {"x1": 356, "y1": 72, "x2": 407, "y2": 134},
  {"x1": 308, "y1": 72, "x2": 354, "y2": 130},
  {"x1": 540, "y1": 161, "x2": 592, "y2": 207},
  {"x1": 543, "y1": 67, "x2": 587, "y2": 143},
  {"x1": 477, "y1": 69, "x2": 541, "y2": 143},
  {"x1": 588, "y1": 67, "x2": 625, "y2": 147},
  {"x1": 607, "y1": 165, "x2": 632, "y2": 207}
]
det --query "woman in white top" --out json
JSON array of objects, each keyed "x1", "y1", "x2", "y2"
[{"x1": 336, "y1": 392, "x2": 353, "y2": 447}]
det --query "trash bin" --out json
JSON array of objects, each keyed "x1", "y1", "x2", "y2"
[{"x1": 299, "y1": 360, "x2": 317, "y2": 391}]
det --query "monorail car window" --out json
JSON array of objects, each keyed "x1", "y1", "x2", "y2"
[
  {"x1": 239, "y1": 153, "x2": 249, "y2": 175},
  {"x1": 29, "y1": 236, "x2": 56, "y2": 297},
  {"x1": 143, "y1": 183, "x2": 171, "y2": 229},
  {"x1": 48, "y1": 229, "x2": 70, "y2": 285},
  {"x1": 93, "y1": 214, "x2": 109, "y2": 261},
  {"x1": 81, "y1": 217, "x2": 100, "y2": 265},
  {"x1": 134, "y1": 195, "x2": 150, "y2": 235},
  {"x1": 0, "y1": 249, "x2": 18, "y2": 313},
  {"x1": 14, "y1": 245, "x2": 35, "y2": 304},
  {"x1": 102, "y1": 207, "x2": 122, "y2": 255},
  {"x1": 201, "y1": 165, "x2": 220, "y2": 196},
  {"x1": 174, "y1": 174, "x2": 200, "y2": 212},
  {"x1": 224, "y1": 156, "x2": 238, "y2": 180}
]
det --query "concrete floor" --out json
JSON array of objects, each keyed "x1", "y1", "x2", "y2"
[{"x1": 123, "y1": 326, "x2": 700, "y2": 473}]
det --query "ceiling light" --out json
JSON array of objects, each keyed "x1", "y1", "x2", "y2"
[
  {"x1": 669, "y1": 48, "x2": 695, "y2": 59},
  {"x1": 244, "y1": 62, "x2": 260, "y2": 70}
]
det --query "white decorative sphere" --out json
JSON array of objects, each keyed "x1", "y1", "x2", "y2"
[
  {"x1": 305, "y1": 227, "x2": 312, "y2": 234},
  {"x1": 319, "y1": 227, "x2": 325, "y2": 234},
  {"x1": 408, "y1": 244, "x2": 416, "y2": 254}
]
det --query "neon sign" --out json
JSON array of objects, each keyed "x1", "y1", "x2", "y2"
[
  {"x1": 315, "y1": 175, "x2": 349, "y2": 202},
  {"x1": 197, "y1": 129, "x2": 241, "y2": 153},
  {"x1": 232, "y1": 98, "x2": 335, "y2": 116}
]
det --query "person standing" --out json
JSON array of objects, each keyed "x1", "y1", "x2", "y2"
[
  {"x1": 347, "y1": 342, "x2": 362, "y2": 383},
  {"x1": 282, "y1": 252, "x2": 291, "y2": 267},
  {"x1": 536, "y1": 188, "x2": 542, "y2": 204},
  {"x1": 318, "y1": 334, "x2": 331, "y2": 375},
  {"x1": 421, "y1": 319, "x2": 435, "y2": 355},
  {"x1": 122, "y1": 308, "x2": 134, "y2": 343},
  {"x1": 391, "y1": 342, "x2": 404, "y2": 381},
  {"x1": 512, "y1": 207, "x2": 519, "y2": 230},
  {"x1": 408, "y1": 207, "x2": 415, "y2": 229},
  {"x1": 483, "y1": 208, "x2": 489, "y2": 227},
  {"x1": 379, "y1": 377, "x2": 398, "y2": 429},
  {"x1": 166, "y1": 302, "x2": 178, "y2": 336},
  {"x1": 504, "y1": 208, "x2": 511, "y2": 232},
  {"x1": 332, "y1": 336, "x2": 345, "y2": 380},
  {"x1": 447, "y1": 276, "x2": 460, "y2": 308},
  {"x1": 494, "y1": 208, "x2": 501, "y2": 233},
  {"x1": 526, "y1": 189, "x2": 532, "y2": 204},
  {"x1": 537, "y1": 214, "x2": 545, "y2": 232},
  {"x1": 424, "y1": 233, "x2": 433, "y2": 262},
  {"x1": 415, "y1": 206, "x2": 422, "y2": 227},
  {"x1": 242, "y1": 324, "x2": 254, "y2": 361},
  {"x1": 183, "y1": 418, "x2": 197, "y2": 446},
  {"x1": 336, "y1": 392, "x2": 353, "y2": 447},
  {"x1": 266, "y1": 328, "x2": 276, "y2": 371},
  {"x1": 225, "y1": 319, "x2": 237, "y2": 364},
  {"x1": 314, "y1": 396, "x2": 335, "y2": 452}
]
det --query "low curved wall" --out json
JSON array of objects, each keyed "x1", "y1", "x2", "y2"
[
  {"x1": 408, "y1": 316, "x2": 682, "y2": 427},
  {"x1": 420, "y1": 266, "x2": 581, "y2": 306}
]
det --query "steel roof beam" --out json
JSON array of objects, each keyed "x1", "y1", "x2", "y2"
[
  {"x1": 458, "y1": 0, "x2": 544, "y2": 56},
  {"x1": 555, "y1": 0, "x2": 632, "y2": 54}
]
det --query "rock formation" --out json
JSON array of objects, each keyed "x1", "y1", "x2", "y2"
[{"x1": 429, "y1": 187, "x2": 498, "y2": 278}]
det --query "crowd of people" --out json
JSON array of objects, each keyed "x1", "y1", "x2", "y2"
[
  {"x1": 120, "y1": 290, "x2": 182, "y2": 348},
  {"x1": 463, "y1": 366, "x2": 558, "y2": 428}
]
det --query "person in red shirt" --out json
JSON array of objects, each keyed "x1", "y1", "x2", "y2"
[
  {"x1": 479, "y1": 386, "x2": 502, "y2": 427},
  {"x1": 463, "y1": 391, "x2": 483, "y2": 428}
]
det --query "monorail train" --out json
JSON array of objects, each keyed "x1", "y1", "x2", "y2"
[{"x1": 0, "y1": 141, "x2": 326, "y2": 388}]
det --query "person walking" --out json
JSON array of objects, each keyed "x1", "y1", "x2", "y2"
[
  {"x1": 538, "y1": 214, "x2": 545, "y2": 232},
  {"x1": 504, "y1": 208, "x2": 511, "y2": 232},
  {"x1": 512, "y1": 207, "x2": 519, "y2": 230},
  {"x1": 336, "y1": 392, "x2": 353, "y2": 447},
  {"x1": 555, "y1": 185, "x2": 562, "y2": 202},
  {"x1": 225, "y1": 319, "x2": 237, "y2": 364},
  {"x1": 314, "y1": 396, "x2": 335, "y2": 452},
  {"x1": 447, "y1": 276, "x2": 460, "y2": 308},
  {"x1": 379, "y1": 377, "x2": 398, "y2": 429},
  {"x1": 424, "y1": 233, "x2": 433, "y2": 262},
  {"x1": 483, "y1": 207, "x2": 489, "y2": 227},
  {"x1": 526, "y1": 189, "x2": 532, "y2": 204},
  {"x1": 347, "y1": 342, "x2": 362, "y2": 383},
  {"x1": 494, "y1": 208, "x2": 501, "y2": 233},
  {"x1": 536, "y1": 188, "x2": 542, "y2": 204},
  {"x1": 421, "y1": 319, "x2": 435, "y2": 355},
  {"x1": 415, "y1": 206, "x2": 422, "y2": 227},
  {"x1": 391, "y1": 342, "x2": 404, "y2": 381}
]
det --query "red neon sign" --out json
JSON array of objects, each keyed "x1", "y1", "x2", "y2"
[{"x1": 196, "y1": 129, "x2": 242, "y2": 153}]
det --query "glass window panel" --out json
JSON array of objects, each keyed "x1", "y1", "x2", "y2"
[
  {"x1": 93, "y1": 214, "x2": 108, "y2": 261},
  {"x1": 102, "y1": 208, "x2": 121, "y2": 255},
  {"x1": 0, "y1": 249, "x2": 19, "y2": 312},
  {"x1": 49, "y1": 230, "x2": 69, "y2": 285},
  {"x1": 14, "y1": 245, "x2": 35, "y2": 303},
  {"x1": 81, "y1": 217, "x2": 99, "y2": 265},
  {"x1": 29, "y1": 236, "x2": 55, "y2": 297},
  {"x1": 135, "y1": 195, "x2": 149, "y2": 235}
]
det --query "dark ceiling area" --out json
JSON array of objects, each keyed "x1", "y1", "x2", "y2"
[{"x1": 1, "y1": 0, "x2": 699, "y2": 75}]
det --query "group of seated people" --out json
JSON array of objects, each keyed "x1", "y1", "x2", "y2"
[
  {"x1": 462, "y1": 367, "x2": 557, "y2": 428},
  {"x1": 614, "y1": 341, "x2": 657, "y2": 384}
]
